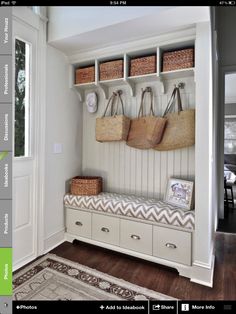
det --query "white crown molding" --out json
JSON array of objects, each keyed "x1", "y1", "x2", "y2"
[{"x1": 67, "y1": 27, "x2": 196, "y2": 65}]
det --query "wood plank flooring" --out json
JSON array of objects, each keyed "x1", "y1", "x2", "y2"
[{"x1": 50, "y1": 232, "x2": 236, "y2": 300}]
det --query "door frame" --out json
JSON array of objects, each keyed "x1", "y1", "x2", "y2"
[
  {"x1": 219, "y1": 64, "x2": 236, "y2": 221},
  {"x1": 13, "y1": 7, "x2": 47, "y2": 269}
]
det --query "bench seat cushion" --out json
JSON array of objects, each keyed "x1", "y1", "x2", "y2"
[{"x1": 64, "y1": 192, "x2": 195, "y2": 230}]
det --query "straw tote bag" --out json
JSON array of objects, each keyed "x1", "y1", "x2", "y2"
[
  {"x1": 126, "y1": 87, "x2": 167, "y2": 149},
  {"x1": 96, "y1": 91, "x2": 131, "y2": 142},
  {"x1": 154, "y1": 87, "x2": 195, "y2": 151}
]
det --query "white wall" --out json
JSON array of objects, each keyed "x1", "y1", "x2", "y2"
[
  {"x1": 44, "y1": 46, "x2": 83, "y2": 251},
  {"x1": 82, "y1": 79, "x2": 195, "y2": 198}
]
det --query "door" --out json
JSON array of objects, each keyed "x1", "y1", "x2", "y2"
[{"x1": 13, "y1": 18, "x2": 38, "y2": 269}]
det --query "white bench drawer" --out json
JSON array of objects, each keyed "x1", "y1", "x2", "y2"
[
  {"x1": 66, "y1": 209, "x2": 91, "y2": 238},
  {"x1": 92, "y1": 214, "x2": 119, "y2": 246},
  {"x1": 120, "y1": 219, "x2": 152, "y2": 255},
  {"x1": 153, "y1": 226, "x2": 191, "y2": 265}
]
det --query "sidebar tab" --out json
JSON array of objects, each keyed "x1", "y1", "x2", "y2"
[{"x1": 0, "y1": 6, "x2": 12, "y2": 314}]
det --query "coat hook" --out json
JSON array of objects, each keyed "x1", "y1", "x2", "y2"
[{"x1": 177, "y1": 82, "x2": 185, "y2": 89}]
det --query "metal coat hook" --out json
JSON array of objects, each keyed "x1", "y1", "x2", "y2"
[{"x1": 174, "y1": 82, "x2": 185, "y2": 89}]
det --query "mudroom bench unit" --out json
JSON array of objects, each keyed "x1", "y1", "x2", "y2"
[{"x1": 64, "y1": 192, "x2": 195, "y2": 280}]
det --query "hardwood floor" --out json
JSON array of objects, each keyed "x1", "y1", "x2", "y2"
[
  {"x1": 217, "y1": 206, "x2": 236, "y2": 233},
  {"x1": 50, "y1": 232, "x2": 236, "y2": 300}
]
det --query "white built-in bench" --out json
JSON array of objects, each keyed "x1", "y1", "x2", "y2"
[{"x1": 64, "y1": 192, "x2": 195, "y2": 280}]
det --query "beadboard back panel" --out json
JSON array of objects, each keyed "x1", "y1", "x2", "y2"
[{"x1": 82, "y1": 77, "x2": 195, "y2": 199}]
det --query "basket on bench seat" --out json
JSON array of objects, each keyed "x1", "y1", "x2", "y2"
[{"x1": 70, "y1": 176, "x2": 103, "y2": 196}]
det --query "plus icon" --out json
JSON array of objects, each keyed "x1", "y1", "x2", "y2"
[{"x1": 100, "y1": 305, "x2": 105, "y2": 310}]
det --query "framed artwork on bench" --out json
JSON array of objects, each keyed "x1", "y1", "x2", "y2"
[{"x1": 165, "y1": 178, "x2": 194, "y2": 210}]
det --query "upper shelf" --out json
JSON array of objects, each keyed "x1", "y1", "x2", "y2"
[
  {"x1": 160, "y1": 68, "x2": 195, "y2": 80},
  {"x1": 72, "y1": 38, "x2": 195, "y2": 101},
  {"x1": 127, "y1": 73, "x2": 159, "y2": 83},
  {"x1": 74, "y1": 82, "x2": 96, "y2": 90}
]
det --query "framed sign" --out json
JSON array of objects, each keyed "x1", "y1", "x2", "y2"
[{"x1": 165, "y1": 178, "x2": 194, "y2": 210}]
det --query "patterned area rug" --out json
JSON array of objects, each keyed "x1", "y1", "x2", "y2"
[{"x1": 13, "y1": 254, "x2": 174, "y2": 301}]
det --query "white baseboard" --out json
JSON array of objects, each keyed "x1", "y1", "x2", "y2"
[
  {"x1": 44, "y1": 228, "x2": 65, "y2": 254},
  {"x1": 13, "y1": 253, "x2": 37, "y2": 272},
  {"x1": 190, "y1": 254, "x2": 215, "y2": 287}
]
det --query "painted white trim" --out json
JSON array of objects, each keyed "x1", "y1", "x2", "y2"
[
  {"x1": 190, "y1": 255, "x2": 215, "y2": 288},
  {"x1": 192, "y1": 241, "x2": 214, "y2": 269},
  {"x1": 44, "y1": 228, "x2": 66, "y2": 253},
  {"x1": 13, "y1": 7, "x2": 40, "y2": 30},
  {"x1": 192, "y1": 261, "x2": 212, "y2": 269},
  {"x1": 35, "y1": 17, "x2": 47, "y2": 257},
  {"x1": 68, "y1": 27, "x2": 196, "y2": 63},
  {"x1": 13, "y1": 253, "x2": 37, "y2": 272}
]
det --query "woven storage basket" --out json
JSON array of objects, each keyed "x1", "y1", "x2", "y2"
[
  {"x1": 130, "y1": 55, "x2": 156, "y2": 76},
  {"x1": 71, "y1": 176, "x2": 102, "y2": 196},
  {"x1": 154, "y1": 87, "x2": 195, "y2": 151},
  {"x1": 162, "y1": 48, "x2": 194, "y2": 72},
  {"x1": 75, "y1": 66, "x2": 95, "y2": 84},
  {"x1": 126, "y1": 87, "x2": 166, "y2": 149},
  {"x1": 100, "y1": 60, "x2": 123, "y2": 81},
  {"x1": 96, "y1": 91, "x2": 130, "y2": 142}
]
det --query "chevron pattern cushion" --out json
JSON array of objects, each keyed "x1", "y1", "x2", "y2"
[{"x1": 64, "y1": 192, "x2": 195, "y2": 230}]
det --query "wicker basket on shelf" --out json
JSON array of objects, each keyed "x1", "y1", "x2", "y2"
[
  {"x1": 70, "y1": 176, "x2": 103, "y2": 196},
  {"x1": 75, "y1": 66, "x2": 95, "y2": 84},
  {"x1": 130, "y1": 55, "x2": 156, "y2": 76},
  {"x1": 99, "y1": 60, "x2": 123, "y2": 81},
  {"x1": 162, "y1": 48, "x2": 194, "y2": 72}
]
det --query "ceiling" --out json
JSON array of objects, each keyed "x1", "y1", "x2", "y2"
[
  {"x1": 47, "y1": 6, "x2": 209, "y2": 56},
  {"x1": 225, "y1": 73, "x2": 236, "y2": 104}
]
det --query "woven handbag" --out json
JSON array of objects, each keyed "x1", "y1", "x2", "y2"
[
  {"x1": 126, "y1": 87, "x2": 167, "y2": 149},
  {"x1": 154, "y1": 87, "x2": 195, "y2": 151},
  {"x1": 96, "y1": 91, "x2": 130, "y2": 142}
]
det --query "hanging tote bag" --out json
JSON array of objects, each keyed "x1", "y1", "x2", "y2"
[
  {"x1": 154, "y1": 87, "x2": 195, "y2": 151},
  {"x1": 96, "y1": 91, "x2": 131, "y2": 142},
  {"x1": 126, "y1": 87, "x2": 167, "y2": 149}
]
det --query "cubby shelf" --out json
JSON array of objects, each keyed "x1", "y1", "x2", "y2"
[
  {"x1": 160, "y1": 68, "x2": 195, "y2": 80},
  {"x1": 72, "y1": 38, "x2": 195, "y2": 101},
  {"x1": 98, "y1": 78, "x2": 125, "y2": 86},
  {"x1": 73, "y1": 67, "x2": 194, "y2": 101},
  {"x1": 127, "y1": 73, "x2": 159, "y2": 83}
]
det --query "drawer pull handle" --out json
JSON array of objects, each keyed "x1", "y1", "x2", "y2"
[
  {"x1": 101, "y1": 227, "x2": 110, "y2": 233},
  {"x1": 75, "y1": 221, "x2": 83, "y2": 226},
  {"x1": 131, "y1": 234, "x2": 140, "y2": 240},
  {"x1": 165, "y1": 243, "x2": 177, "y2": 249}
]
